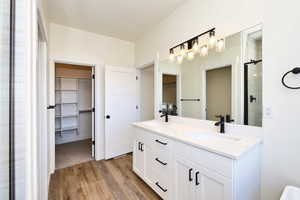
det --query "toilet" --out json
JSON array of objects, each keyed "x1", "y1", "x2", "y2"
[{"x1": 281, "y1": 186, "x2": 300, "y2": 200}]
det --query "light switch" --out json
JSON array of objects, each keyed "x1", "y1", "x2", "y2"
[{"x1": 264, "y1": 106, "x2": 272, "y2": 119}]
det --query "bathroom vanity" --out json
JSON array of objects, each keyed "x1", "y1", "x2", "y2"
[{"x1": 132, "y1": 119, "x2": 262, "y2": 200}]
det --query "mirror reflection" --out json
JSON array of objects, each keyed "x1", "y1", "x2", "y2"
[{"x1": 159, "y1": 27, "x2": 263, "y2": 127}]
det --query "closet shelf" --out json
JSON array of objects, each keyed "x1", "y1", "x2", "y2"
[
  {"x1": 56, "y1": 102, "x2": 78, "y2": 105},
  {"x1": 55, "y1": 89, "x2": 78, "y2": 92},
  {"x1": 55, "y1": 126, "x2": 78, "y2": 132},
  {"x1": 55, "y1": 114, "x2": 79, "y2": 118}
]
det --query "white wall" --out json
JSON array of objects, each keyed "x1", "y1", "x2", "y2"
[
  {"x1": 135, "y1": 0, "x2": 300, "y2": 199},
  {"x1": 49, "y1": 23, "x2": 135, "y2": 160},
  {"x1": 49, "y1": 23, "x2": 135, "y2": 67}
]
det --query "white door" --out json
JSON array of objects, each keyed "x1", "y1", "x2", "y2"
[
  {"x1": 48, "y1": 61, "x2": 56, "y2": 173},
  {"x1": 195, "y1": 167, "x2": 232, "y2": 200},
  {"x1": 105, "y1": 66, "x2": 138, "y2": 159},
  {"x1": 173, "y1": 155, "x2": 196, "y2": 200},
  {"x1": 91, "y1": 67, "x2": 95, "y2": 157}
]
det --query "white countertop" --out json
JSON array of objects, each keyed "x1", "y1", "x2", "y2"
[{"x1": 132, "y1": 120, "x2": 262, "y2": 160}]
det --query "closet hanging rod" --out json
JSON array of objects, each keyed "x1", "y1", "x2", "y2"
[{"x1": 180, "y1": 98, "x2": 200, "y2": 101}]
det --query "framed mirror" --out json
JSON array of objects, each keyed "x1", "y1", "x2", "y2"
[{"x1": 157, "y1": 25, "x2": 263, "y2": 127}]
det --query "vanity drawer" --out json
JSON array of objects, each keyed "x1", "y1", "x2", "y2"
[
  {"x1": 150, "y1": 170, "x2": 170, "y2": 199},
  {"x1": 150, "y1": 134, "x2": 171, "y2": 153},
  {"x1": 174, "y1": 141, "x2": 234, "y2": 178},
  {"x1": 147, "y1": 148, "x2": 170, "y2": 175}
]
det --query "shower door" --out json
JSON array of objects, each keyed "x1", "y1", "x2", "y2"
[
  {"x1": 244, "y1": 60, "x2": 263, "y2": 126},
  {"x1": 0, "y1": 0, "x2": 15, "y2": 199}
]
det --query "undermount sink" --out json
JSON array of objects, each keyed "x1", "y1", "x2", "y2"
[
  {"x1": 184, "y1": 132, "x2": 241, "y2": 142},
  {"x1": 141, "y1": 120, "x2": 166, "y2": 127}
]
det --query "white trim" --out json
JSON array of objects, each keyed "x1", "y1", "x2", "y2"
[
  {"x1": 241, "y1": 24, "x2": 263, "y2": 125},
  {"x1": 160, "y1": 72, "x2": 182, "y2": 116},
  {"x1": 25, "y1": 0, "x2": 38, "y2": 199},
  {"x1": 48, "y1": 59, "x2": 104, "y2": 174}
]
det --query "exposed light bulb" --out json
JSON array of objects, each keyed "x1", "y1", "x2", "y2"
[
  {"x1": 200, "y1": 45, "x2": 208, "y2": 56},
  {"x1": 208, "y1": 31, "x2": 216, "y2": 49},
  {"x1": 169, "y1": 49, "x2": 175, "y2": 61},
  {"x1": 177, "y1": 55, "x2": 183, "y2": 64},
  {"x1": 187, "y1": 51, "x2": 194, "y2": 60},
  {"x1": 180, "y1": 44, "x2": 186, "y2": 57},
  {"x1": 216, "y1": 39, "x2": 225, "y2": 52},
  {"x1": 192, "y1": 39, "x2": 199, "y2": 52}
]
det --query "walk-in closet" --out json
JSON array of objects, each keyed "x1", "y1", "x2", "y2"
[{"x1": 55, "y1": 63, "x2": 94, "y2": 169}]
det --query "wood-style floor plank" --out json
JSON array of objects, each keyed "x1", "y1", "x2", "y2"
[{"x1": 49, "y1": 154, "x2": 161, "y2": 200}]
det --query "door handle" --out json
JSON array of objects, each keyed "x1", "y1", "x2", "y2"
[
  {"x1": 106, "y1": 115, "x2": 110, "y2": 119},
  {"x1": 189, "y1": 168, "x2": 193, "y2": 182},
  {"x1": 47, "y1": 105, "x2": 56, "y2": 109},
  {"x1": 195, "y1": 171, "x2": 200, "y2": 186}
]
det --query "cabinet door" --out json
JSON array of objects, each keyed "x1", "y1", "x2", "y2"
[
  {"x1": 194, "y1": 167, "x2": 232, "y2": 200},
  {"x1": 133, "y1": 140, "x2": 145, "y2": 177},
  {"x1": 173, "y1": 156, "x2": 195, "y2": 200}
]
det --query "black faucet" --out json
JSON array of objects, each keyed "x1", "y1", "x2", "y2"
[
  {"x1": 159, "y1": 110, "x2": 168, "y2": 122},
  {"x1": 214, "y1": 115, "x2": 225, "y2": 134}
]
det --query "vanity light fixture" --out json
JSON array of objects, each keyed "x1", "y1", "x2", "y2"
[
  {"x1": 187, "y1": 51, "x2": 195, "y2": 60},
  {"x1": 169, "y1": 49, "x2": 175, "y2": 61},
  {"x1": 200, "y1": 45, "x2": 208, "y2": 56},
  {"x1": 177, "y1": 55, "x2": 183, "y2": 64},
  {"x1": 168, "y1": 28, "x2": 225, "y2": 63},
  {"x1": 179, "y1": 44, "x2": 187, "y2": 57},
  {"x1": 216, "y1": 38, "x2": 225, "y2": 52},
  {"x1": 208, "y1": 30, "x2": 217, "y2": 49},
  {"x1": 192, "y1": 38, "x2": 199, "y2": 52}
]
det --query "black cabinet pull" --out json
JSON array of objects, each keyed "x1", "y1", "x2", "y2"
[
  {"x1": 195, "y1": 171, "x2": 200, "y2": 186},
  {"x1": 140, "y1": 143, "x2": 144, "y2": 152},
  {"x1": 106, "y1": 115, "x2": 110, "y2": 119},
  {"x1": 189, "y1": 168, "x2": 193, "y2": 182},
  {"x1": 155, "y1": 158, "x2": 167, "y2": 166},
  {"x1": 155, "y1": 182, "x2": 167, "y2": 192},
  {"x1": 138, "y1": 142, "x2": 141, "y2": 151},
  {"x1": 47, "y1": 105, "x2": 56, "y2": 109},
  {"x1": 155, "y1": 139, "x2": 167, "y2": 145}
]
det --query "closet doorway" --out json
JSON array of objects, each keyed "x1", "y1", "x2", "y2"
[{"x1": 54, "y1": 63, "x2": 95, "y2": 169}]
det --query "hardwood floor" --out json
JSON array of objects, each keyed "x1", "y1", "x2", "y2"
[{"x1": 49, "y1": 154, "x2": 161, "y2": 200}]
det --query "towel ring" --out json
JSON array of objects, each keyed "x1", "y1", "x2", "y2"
[{"x1": 281, "y1": 67, "x2": 300, "y2": 89}]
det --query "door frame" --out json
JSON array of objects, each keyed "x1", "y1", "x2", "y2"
[
  {"x1": 138, "y1": 62, "x2": 155, "y2": 121},
  {"x1": 241, "y1": 24, "x2": 263, "y2": 125},
  {"x1": 36, "y1": 14, "x2": 48, "y2": 200},
  {"x1": 48, "y1": 59, "x2": 103, "y2": 173},
  {"x1": 161, "y1": 73, "x2": 181, "y2": 116},
  {"x1": 202, "y1": 64, "x2": 235, "y2": 120}
]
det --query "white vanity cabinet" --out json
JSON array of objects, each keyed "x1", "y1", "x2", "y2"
[
  {"x1": 133, "y1": 127, "x2": 261, "y2": 200},
  {"x1": 133, "y1": 129, "x2": 172, "y2": 199}
]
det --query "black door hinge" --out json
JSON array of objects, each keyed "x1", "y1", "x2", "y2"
[
  {"x1": 136, "y1": 105, "x2": 139, "y2": 109},
  {"x1": 136, "y1": 76, "x2": 138, "y2": 80},
  {"x1": 92, "y1": 74, "x2": 95, "y2": 79},
  {"x1": 92, "y1": 141, "x2": 95, "y2": 145},
  {"x1": 92, "y1": 107, "x2": 95, "y2": 112}
]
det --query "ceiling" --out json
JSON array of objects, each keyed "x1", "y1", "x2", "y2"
[{"x1": 47, "y1": 0, "x2": 186, "y2": 41}]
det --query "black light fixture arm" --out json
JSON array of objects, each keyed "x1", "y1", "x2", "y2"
[
  {"x1": 281, "y1": 67, "x2": 300, "y2": 89},
  {"x1": 169, "y1": 28, "x2": 215, "y2": 52}
]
